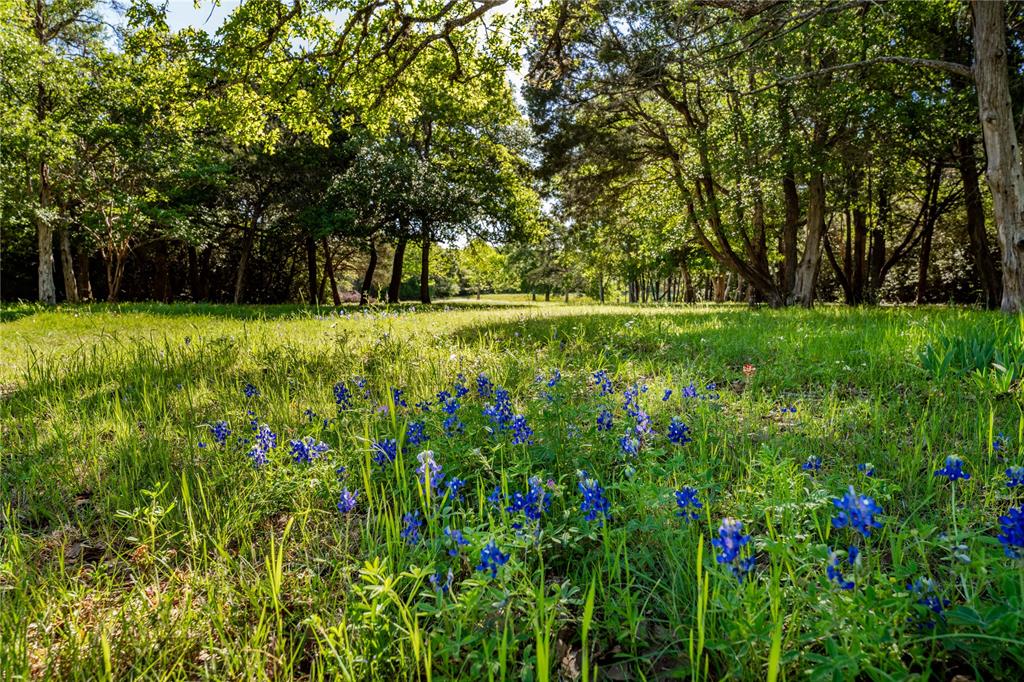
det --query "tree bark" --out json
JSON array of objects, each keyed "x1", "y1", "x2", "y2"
[
  {"x1": 359, "y1": 240, "x2": 378, "y2": 305},
  {"x1": 916, "y1": 216, "x2": 935, "y2": 304},
  {"x1": 957, "y1": 135, "x2": 1002, "y2": 308},
  {"x1": 36, "y1": 160, "x2": 56, "y2": 304},
  {"x1": 306, "y1": 236, "x2": 318, "y2": 304},
  {"x1": 58, "y1": 227, "x2": 79, "y2": 303},
  {"x1": 387, "y1": 237, "x2": 407, "y2": 304},
  {"x1": 972, "y1": 0, "x2": 1024, "y2": 312},
  {"x1": 323, "y1": 238, "x2": 342, "y2": 306},
  {"x1": 76, "y1": 246, "x2": 93, "y2": 302},
  {"x1": 420, "y1": 231, "x2": 431, "y2": 304},
  {"x1": 793, "y1": 171, "x2": 827, "y2": 307},
  {"x1": 234, "y1": 223, "x2": 255, "y2": 305}
]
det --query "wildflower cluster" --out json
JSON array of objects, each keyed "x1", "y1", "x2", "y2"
[
  {"x1": 826, "y1": 546, "x2": 858, "y2": 590},
  {"x1": 372, "y1": 438, "x2": 398, "y2": 467},
  {"x1": 578, "y1": 471, "x2": 611, "y2": 526},
  {"x1": 997, "y1": 506, "x2": 1024, "y2": 558},
  {"x1": 247, "y1": 424, "x2": 277, "y2": 468},
  {"x1": 289, "y1": 436, "x2": 329, "y2": 464},
  {"x1": 712, "y1": 518, "x2": 755, "y2": 581},
  {"x1": 832, "y1": 486, "x2": 883, "y2": 537},
  {"x1": 934, "y1": 455, "x2": 970, "y2": 482},
  {"x1": 667, "y1": 417, "x2": 693, "y2": 446},
  {"x1": 476, "y1": 540, "x2": 510, "y2": 578},
  {"x1": 506, "y1": 477, "x2": 551, "y2": 532},
  {"x1": 674, "y1": 487, "x2": 702, "y2": 522}
]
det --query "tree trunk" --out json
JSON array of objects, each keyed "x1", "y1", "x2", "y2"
[
  {"x1": 58, "y1": 227, "x2": 78, "y2": 303},
  {"x1": 867, "y1": 185, "x2": 888, "y2": 299},
  {"x1": 973, "y1": 0, "x2": 1024, "y2": 312},
  {"x1": 154, "y1": 240, "x2": 170, "y2": 302},
  {"x1": 306, "y1": 236, "x2": 318, "y2": 304},
  {"x1": 322, "y1": 238, "x2": 341, "y2": 306},
  {"x1": 917, "y1": 217, "x2": 935, "y2": 304},
  {"x1": 359, "y1": 240, "x2": 377, "y2": 305},
  {"x1": 957, "y1": 135, "x2": 1003, "y2": 309},
  {"x1": 76, "y1": 246, "x2": 93, "y2": 301},
  {"x1": 793, "y1": 171, "x2": 827, "y2": 307},
  {"x1": 598, "y1": 272, "x2": 605, "y2": 303},
  {"x1": 36, "y1": 161, "x2": 56, "y2": 304},
  {"x1": 852, "y1": 206, "x2": 867, "y2": 304},
  {"x1": 387, "y1": 237, "x2": 407, "y2": 304},
  {"x1": 198, "y1": 247, "x2": 212, "y2": 301},
  {"x1": 681, "y1": 261, "x2": 696, "y2": 303},
  {"x1": 420, "y1": 231, "x2": 431, "y2": 304},
  {"x1": 234, "y1": 224, "x2": 255, "y2": 305},
  {"x1": 712, "y1": 274, "x2": 728, "y2": 303}
]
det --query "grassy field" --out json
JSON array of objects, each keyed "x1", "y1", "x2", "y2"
[{"x1": 1, "y1": 302, "x2": 1023, "y2": 680}]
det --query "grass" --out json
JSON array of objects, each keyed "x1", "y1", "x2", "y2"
[{"x1": 1, "y1": 301, "x2": 1023, "y2": 680}]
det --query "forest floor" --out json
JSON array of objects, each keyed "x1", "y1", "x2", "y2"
[{"x1": 1, "y1": 302, "x2": 1022, "y2": 680}]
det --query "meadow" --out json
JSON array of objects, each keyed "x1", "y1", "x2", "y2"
[{"x1": 1, "y1": 301, "x2": 1023, "y2": 680}]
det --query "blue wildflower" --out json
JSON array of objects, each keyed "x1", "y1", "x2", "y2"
[
  {"x1": 619, "y1": 434, "x2": 639, "y2": 457},
  {"x1": 416, "y1": 450, "x2": 444, "y2": 491},
  {"x1": 712, "y1": 518, "x2": 755, "y2": 581},
  {"x1": 208, "y1": 420, "x2": 231, "y2": 447},
  {"x1": 415, "y1": 400, "x2": 432, "y2": 412},
  {"x1": 1006, "y1": 466, "x2": 1024, "y2": 488},
  {"x1": 476, "y1": 540, "x2": 510, "y2": 578},
  {"x1": 858, "y1": 462, "x2": 876, "y2": 478},
  {"x1": 289, "y1": 436, "x2": 330, "y2": 464},
  {"x1": 477, "y1": 373, "x2": 494, "y2": 398},
  {"x1": 802, "y1": 455, "x2": 822, "y2": 472},
  {"x1": 445, "y1": 477, "x2": 466, "y2": 502},
  {"x1": 826, "y1": 546, "x2": 858, "y2": 590},
  {"x1": 483, "y1": 387, "x2": 514, "y2": 431},
  {"x1": 667, "y1": 417, "x2": 693, "y2": 445},
  {"x1": 507, "y1": 477, "x2": 551, "y2": 530},
  {"x1": 243, "y1": 383, "x2": 260, "y2": 399},
  {"x1": 401, "y1": 511, "x2": 423, "y2": 545},
  {"x1": 337, "y1": 488, "x2": 358, "y2": 514},
  {"x1": 392, "y1": 388, "x2": 407, "y2": 409},
  {"x1": 592, "y1": 369, "x2": 614, "y2": 396},
  {"x1": 934, "y1": 455, "x2": 970, "y2": 482},
  {"x1": 662, "y1": 389, "x2": 672, "y2": 401},
  {"x1": 443, "y1": 415, "x2": 465, "y2": 436},
  {"x1": 675, "y1": 487, "x2": 702, "y2": 522},
  {"x1": 247, "y1": 423, "x2": 277, "y2": 468},
  {"x1": 596, "y1": 409, "x2": 614, "y2": 432},
  {"x1": 510, "y1": 415, "x2": 534, "y2": 445},
  {"x1": 371, "y1": 438, "x2": 398, "y2": 467},
  {"x1": 333, "y1": 382, "x2": 352, "y2": 409},
  {"x1": 444, "y1": 527, "x2": 470, "y2": 556},
  {"x1": 997, "y1": 506, "x2": 1024, "y2": 558},
  {"x1": 355, "y1": 376, "x2": 370, "y2": 399},
  {"x1": 429, "y1": 569, "x2": 454, "y2": 593},
  {"x1": 406, "y1": 420, "x2": 429, "y2": 446},
  {"x1": 454, "y1": 376, "x2": 470, "y2": 399},
  {"x1": 907, "y1": 578, "x2": 950, "y2": 628},
  {"x1": 547, "y1": 370, "x2": 562, "y2": 388},
  {"x1": 831, "y1": 486, "x2": 883, "y2": 538},
  {"x1": 994, "y1": 432, "x2": 1009, "y2": 453},
  {"x1": 681, "y1": 383, "x2": 698, "y2": 399},
  {"x1": 578, "y1": 471, "x2": 611, "y2": 526}
]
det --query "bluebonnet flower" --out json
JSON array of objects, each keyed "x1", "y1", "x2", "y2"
[
  {"x1": 597, "y1": 409, "x2": 614, "y2": 432},
  {"x1": 289, "y1": 436, "x2": 330, "y2": 464},
  {"x1": 454, "y1": 376, "x2": 470, "y2": 399},
  {"x1": 994, "y1": 432, "x2": 1009, "y2": 453},
  {"x1": 476, "y1": 540, "x2": 510, "y2": 578},
  {"x1": 247, "y1": 423, "x2": 277, "y2": 468},
  {"x1": 907, "y1": 578, "x2": 950, "y2": 628},
  {"x1": 667, "y1": 417, "x2": 693, "y2": 446},
  {"x1": 354, "y1": 376, "x2": 370, "y2": 398},
  {"x1": 703, "y1": 383, "x2": 720, "y2": 400},
  {"x1": 401, "y1": 511, "x2": 423, "y2": 545},
  {"x1": 483, "y1": 387, "x2": 514, "y2": 431},
  {"x1": 416, "y1": 450, "x2": 444, "y2": 491},
  {"x1": 392, "y1": 388, "x2": 407, "y2": 409},
  {"x1": 826, "y1": 546, "x2": 858, "y2": 590},
  {"x1": 802, "y1": 455, "x2": 822, "y2": 472},
  {"x1": 662, "y1": 389, "x2": 672, "y2": 401},
  {"x1": 443, "y1": 415, "x2": 465, "y2": 437},
  {"x1": 832, "y1": 486, "x2": 883, "y2": 538},
  {"x1": 208, "y1": 420, "x2": 231, "y2": 447},
  {"x1": 578, "y1": 471, "x2": 611, "y2": 526},
  {"x1": 243, "y1": 383, "x2": 260, "y2": 399},
  {"x1": 776, "y1": 404, "x2": 796, "y2": 415},
  {"x1": 445, "y1": 477, "x2": 466, "y2": 502},
  {"x1": 437, "y1": 389, "x2": 454, "y2": 407},
  {"x1": 430, "y1": 569, "x2": 454, "y2": 593},
  {"x1": 415, "y1": 400, "x2": 432, "y2": 412},
  {"x1": 333, "y1": 382, "x2": 352, "y2": 409},
  {"x1": 247, "y1": 410, "x2": 259, "y2": 431},
  {"x1": 488, "y1": 485, "x2": 504, "y2": 509},
  {"x1": 444, "y1": 527, "x2": 471, "y2": 556},
  {"x1": 510, "y1": 415, "x2": 534, "y2": 445},
  {"x1": 1006, "y1": 466, "x2": 1024, "y2": 488},
  {"x1": 675, "y1": 487, "x2": 702, "y2": 522},
  {"x1": 619, "y1": 434, "x2": 639, "y2": 457},
  {"x1": 337, "y1": 488, "x2": 358, "y2": 514},
  {"x1": 997, "y1": 506, "x2": 1024, "y2": 558},
  {"x1": 567, "y1": 423, "x2": 580, "y2": 439},
  {"x1": 406, "y1": 420, "x2": 429, "y2": 446},
  {"x1": 507, "y1": 477, "x2": 551, "y2": 531},
  {"x1": 712, "y1": 518, "x2": 755, "y2": 581},
  {"x1": 303, "y1": 408, "x2": 317, "y2": 423},
  {"x1": 371, "y1": 438, "x2": 398, "y2": 467},
  {"x1": 477, "y1": 373, "x2": 494, "y2": 398},
  {"x1": 681, "y1": 383, "x2": 698, "y2": 399},
  {"x1": 935, "y1": 455, "x2": 970, "y2": 482},
  {"x1": 592, "y1": 369, "x2": 614, "y2": 396},
  {"x1": 335, "y1": 465, "x2": 347, "y2": 479},
  {"x1": 858, "y1": 462, "x2": 876, "y2": 478},
  {"x1": 622, "y1": 385, "x2": 642, "y2": 416},
  {"x1": 547, "y1": 370, "x2": 561, "y2": 388}
]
